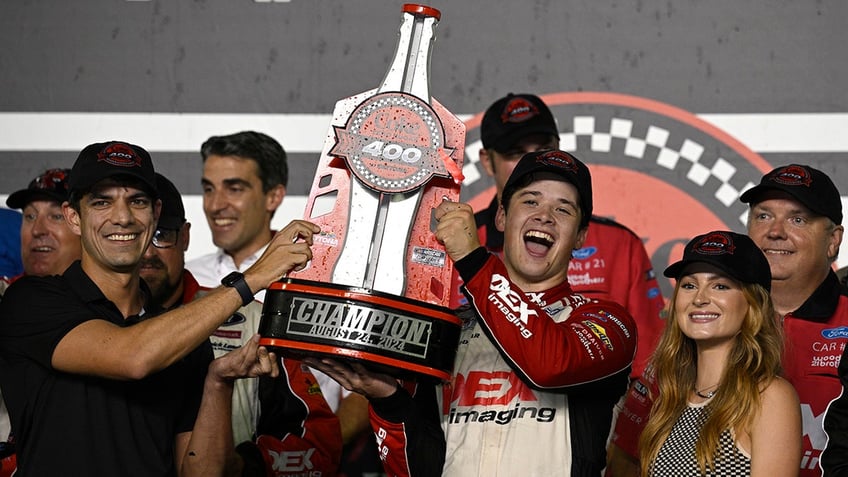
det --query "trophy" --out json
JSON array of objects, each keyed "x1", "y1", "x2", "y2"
[{"x1": 259, "y1": 4, "x2": 465, "y2": 381}]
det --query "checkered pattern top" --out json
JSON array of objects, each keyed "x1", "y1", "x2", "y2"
[{"x1": 649, "y1": 401, "x2": 751, "y2": 476}]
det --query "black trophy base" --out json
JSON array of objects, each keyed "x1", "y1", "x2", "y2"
[{"x1": 259, "y1": 277, "x2": 461, "y2": 382}]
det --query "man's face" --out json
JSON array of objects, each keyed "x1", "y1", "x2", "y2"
[
  {"x1": 65, "y1": 184, "x2": 159, "y2": 274},
  {"x1": 480, "y1": 134, "x2": 559, "y2": 198},
  {"x1": 495, "y1": 178, "x2": 587, "y2": 291},
  {"x1": 746, "y1": 193, "x2": 843, "y2": 285},
  {"x1": 201, "y1": 155, "x2": 284, "y2": 259},
  {"x1": 20, "y1": 199, "x2": 81, "y2": 276},
  {"x1": 139, "y1": 222, "x2": 190, "y2": 308}
]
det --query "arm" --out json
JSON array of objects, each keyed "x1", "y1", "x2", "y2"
[
  {"x1": 433, "y1": 201, "x2": 637, "y2": 388},
  {"x1": 749, "y1": 377, "x2": 801, "y2": 477},
  {"x1": 605, "y1": 370, "x2": 658, "y2": 477},
  {"x1": 52, "y1": 221, "x2": 319, "y2": 380},
  {"x1": 821, "y1": 345, "x2": 848, "y2": 475},
  {"x1": 305, "y1": 358, "x2": 446, "y2": 477},
  {"x1": 177, "y1": 334, "x2": 280, "y2": 477}
]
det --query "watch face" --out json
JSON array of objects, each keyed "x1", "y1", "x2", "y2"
[{"x1": 223, "y1": 272, "x2": 242, "y2": 286}]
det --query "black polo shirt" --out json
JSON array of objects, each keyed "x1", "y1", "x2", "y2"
[{"x1": 0, "y1": 261, "x2": 213, "y2": 476}]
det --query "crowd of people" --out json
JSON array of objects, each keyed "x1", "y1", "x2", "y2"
[{"x1": 0, "y1": 92, "x2": 845, "y2": 477}]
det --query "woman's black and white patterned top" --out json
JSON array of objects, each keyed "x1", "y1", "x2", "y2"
[{"x1": 649, "y1": 400, "x2": 751, "y2": 476}]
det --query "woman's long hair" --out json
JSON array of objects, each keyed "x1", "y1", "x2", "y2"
[{"x1": 639, "y1": 280, "x2": 783, "y2": 475}]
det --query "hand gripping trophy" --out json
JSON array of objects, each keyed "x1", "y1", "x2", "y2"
[{"x1": 260, "y1": 5, "x2": 465, "y2": 381}]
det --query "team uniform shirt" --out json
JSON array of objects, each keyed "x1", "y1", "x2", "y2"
[
  {"x1": 181, "y1": 271, "x2": 343, "y2": 476},
  {"x1": 821, "y1": 344, "x2": 848, "y2": 475},
  {"x1": 649, "y1": 400, "x2": 751, "y2": 476},
  {"x1": 370, "y1": 248, "x2": 637, "y2": 476},
  {"x1": 186, "y1": 243, "x2": 350, "y2": 411},
  {"x1": 0, "y1": 261, "x2": 211, "y2": 476},
  {"x1": 611, "y1": 270, "x2": 848, "y2": 477},
  {"x1": 468, "y1": 200, "x2": 664, "y2": 378}
]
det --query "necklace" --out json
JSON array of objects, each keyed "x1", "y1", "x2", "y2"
[{"x1": 694, "y1": 383, "x2": 719, "y2": 399}]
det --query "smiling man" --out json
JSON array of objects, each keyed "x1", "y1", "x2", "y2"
[
  {"x1": 0, "y1": 141, "x2": 319, "y2": 476},
  {"x1": 308, "y1": 149, "x2": 638, "y2": 477},
  {"x1": 187, "y1": 131, "x2": 287, "y2": 302}
]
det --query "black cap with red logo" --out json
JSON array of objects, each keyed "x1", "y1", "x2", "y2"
[
  {"x1": 664, "y1": 230, "x2": 771, "y2": 291},
  {"x1": 6, "y1": 168, "x2": 72, "y2": 209},
  {"x1": 68, "y1": 141, "x2": 158, "y2": 198},
  {"x1": 739, "y1": 164, "x2": 842, "y2": 225},
  {"x1": 480, "y1": 93, "x2": 559, "y2": 153},
  {"x1": 501, "y1": 149, "x2": 593, "y2": 228}
]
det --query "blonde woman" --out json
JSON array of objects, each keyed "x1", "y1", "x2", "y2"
[{"x1": 640, "y1": 231, "x2": 801, "y2": 476}]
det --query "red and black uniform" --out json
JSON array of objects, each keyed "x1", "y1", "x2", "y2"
[
  {"x1": 181, "y1": 271, "x2": 343, "y2": 477},
  {"x1": 371, "y1": 248, "x2": 637, "y2": 476},
  {"x1": 611, "y1": 270, "x2": 848, "y2": 477},
  {"x1": 465, "y1": 199, "x2": 664, "y2": 379}
]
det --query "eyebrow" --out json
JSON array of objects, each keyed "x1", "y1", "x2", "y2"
[
  {"x1": 201, "y1": 177, "x2": 254, "y2": 188},
  {"x1": 517, "y1": 189, "x2": 579, "y2": 208}
]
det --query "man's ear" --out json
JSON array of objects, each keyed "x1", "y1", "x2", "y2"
[
  {"x1": 265, "y1": 184, "x2": 286, "y2": 213},
  {"x1": 479, "y1": 148, "x2": 495, "y2": 177},
  {"x1": 180, "y1": 221, "x2": 191, "y2": 252},
  {"x1": 62, "y1": 201, "x2": 82, "y2": 237},
  {"x1": 574, "y1": 225, "x2": 589, "y2": 250},
  {"x1": 495, "y1": 203, "x2": 506, "y2": 232}
]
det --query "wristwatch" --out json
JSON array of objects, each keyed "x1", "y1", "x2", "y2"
[{"x1": 221, "y1": 271, "x2": 253, "y2": 307}]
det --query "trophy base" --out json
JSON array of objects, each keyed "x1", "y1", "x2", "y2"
[{"x1": 259, "y1": 278, "x2": 462, "y2": 382}]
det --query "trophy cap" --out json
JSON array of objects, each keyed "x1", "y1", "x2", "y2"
[{"x1": 402, "y1": 4, "x2": 441, "y2": 20}]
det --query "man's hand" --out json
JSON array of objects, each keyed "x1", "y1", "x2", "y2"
[
  {"x1": 208, "y1": 334, "x2": 280, "y2": 385},
  {"x1": 303, "y1": 357, "x2": 398, "y2": 400},
  {"x1": 245, "y1": 220, "x2": 321, "y2": 291},
  {"x1": 434, "y1": 200, "x2": 481, "y2": 262}
]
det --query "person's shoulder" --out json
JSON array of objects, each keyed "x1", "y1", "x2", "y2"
[
  {"x1": 760, "y1": 376, "x2": 800, "y2": 409},
  {"x1": 588, "y1": 215, "x2": 641, "y2": 240}
]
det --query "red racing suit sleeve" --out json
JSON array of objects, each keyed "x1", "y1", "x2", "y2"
[
  {"x1": 242, "y1": 358, "x2": 343, "y2": 477},
  {"x1": 457, "y1": 248, "x2": 638, "y2": 388},
  {"x1": 367, "y1": 381, "x2": 445, "y2": 477},
  {"x1": 608, "y1": 365, "x2": 658, "y2": 459}
]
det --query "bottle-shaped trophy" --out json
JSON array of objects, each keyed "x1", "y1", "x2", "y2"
[{"x1": 259, "y1": 4, "x2": 465, "y2": 381}]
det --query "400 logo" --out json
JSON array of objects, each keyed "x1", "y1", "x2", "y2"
[{"x1": 460, "y1": 92, "x2": 773, "y2": 296}]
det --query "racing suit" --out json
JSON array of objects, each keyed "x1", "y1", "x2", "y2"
[
  {"x1": 468, "y1": 199, "x2": 664, "y2": 379},
  {"x1": 371, "y1": 248, "x2": 637, "y2": 476},
  {"x1": 610, "y1": 270, "x2": 848, "y2": 477},
  {"x1": 182, "y1": 271, "x2": 343, "y2": 476}
]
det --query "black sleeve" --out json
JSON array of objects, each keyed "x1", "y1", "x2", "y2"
[
  {"x1": 369, "y1": 381, "x2": 445, "y2": 477},
  {"x1": 822, "y1": 345, "x2": 848, "y2": 476}
]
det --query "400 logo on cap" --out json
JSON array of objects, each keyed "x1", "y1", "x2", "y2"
[{"x1": 331, "y1": 92, "x2": 458, "y2": 193}]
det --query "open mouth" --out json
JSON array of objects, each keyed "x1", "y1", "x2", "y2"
[
  {"x1": 107, "y1": 233, "x2": 138, "y2": 242},
  {"x1": 524, "y1": 230, "x2": 554, "y2": 255},
  {"x1": 213, "y1": 218, "x2": 237, "y2": 227}
]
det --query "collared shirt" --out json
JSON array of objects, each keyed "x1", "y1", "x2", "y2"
[{"x1": 187, "y1": 244, "x2": 269, "y2": 303}]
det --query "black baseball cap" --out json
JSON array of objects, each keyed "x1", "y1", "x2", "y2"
[
  {"x1": 6, "y1": 168, "x2": 72, "y2": 209},
  {"x1": 68, "y1": 141, "x2": 158, "y2": 198},
  {"x1": 154, "y1": 173, "x2": 186, "y2": 230},
  {"x1": 664, "y1": 230, "x2": 771, "y2": 291},
  {"x1": 739, "y1": 164, "x2": 842, "y2": 224},
  {"x1": 481, "y1": 93, "x2": 559, "y2": 152},
  {"x1": 501, "y1": 149, "x2": 593, "y2": 228}
]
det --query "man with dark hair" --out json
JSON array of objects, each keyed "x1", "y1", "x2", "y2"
[
  {"x1": 141, "y1": 173, "x2": 343, "y2": 475},
  {"x1": 310, "y1": 149, "x2": 638, "y2": 476},
  {"x1": 188, "y1": 131, "x2": 289, "y2": 289},
  {"x1": 463, "y1": 93, "x2": 664, "y2": 380},
  {"x1": 607, "y1": 164, "x2": 847, "y2": 477},
  {"x1": 0, "y1": 141, "x2": 319, "y2": 475},
  {"x1": 187, "y1": 130, "x2": 371, "y2": 459}
]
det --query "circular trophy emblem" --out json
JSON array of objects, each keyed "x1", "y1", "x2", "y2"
[{"x1": 330, "y1": 92, "x2": 455, "y2": 193}]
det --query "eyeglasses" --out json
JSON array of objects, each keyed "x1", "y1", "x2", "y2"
[{"x1": 152, "y1": 228, "x2": 179, "y2": 249}]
